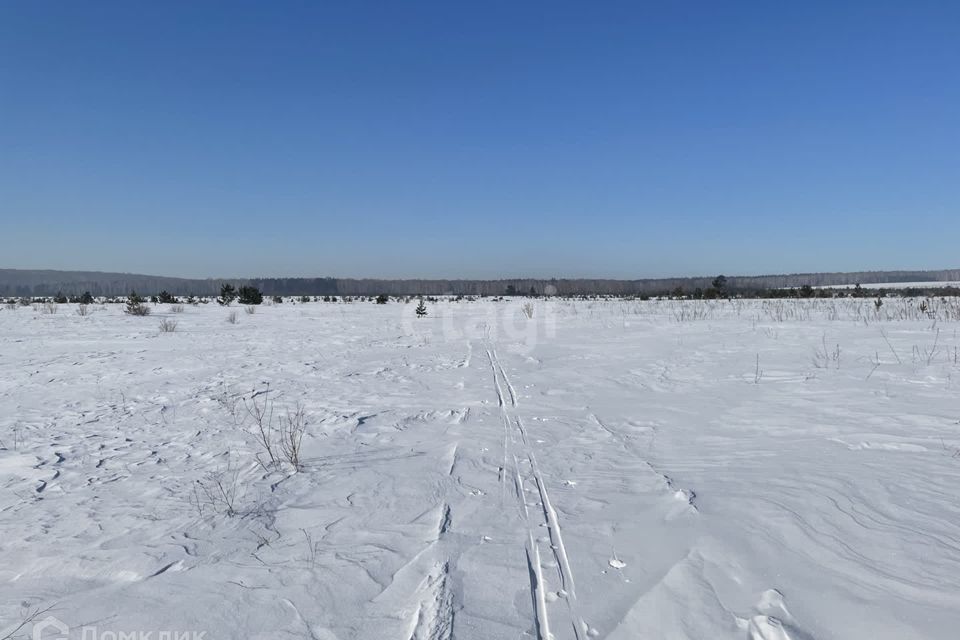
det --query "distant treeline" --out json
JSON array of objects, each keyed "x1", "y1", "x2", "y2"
[{"x1": 2, "y1": 268, "x2": 960, "y2": 298}]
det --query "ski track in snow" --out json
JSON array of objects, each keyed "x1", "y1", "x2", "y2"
[{"x1": 488, "y1": 347, "x2": 588, "y2": 640}]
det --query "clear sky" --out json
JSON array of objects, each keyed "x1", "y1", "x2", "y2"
[{"x1": 1, "y1": 1, "x2": 957, "y2": 279}]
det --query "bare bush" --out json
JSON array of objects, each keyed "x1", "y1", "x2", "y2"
[
  {"x1": 244, "y1": 388, "x2": 277, "y2": 467},
  {"x1": 244, "y1": 305, "x2": 256, "y2": 315},
  {"x1": 914, "y1": 328, "x2": 941, "y2": 365},
  {"x1": 75, "y1": 304, "x2": 92, "y2": 317},
  {"x1": 41, "y1": 302, "x2": 58, "y2": 314},
  {"x1": 521, "y1": 302, "x2": 534, "y2": 319},
  {"x1": 3, "y1": 302, "x2": 16, "y2": 311},
  {"x1": 192, "y1": 466, "x2": 242, "y2": 517},
  {"x1": 125, "y1": 303, "x2": 151, "y2": 316},
  {"x1": 670, "y1": 300, "x2": 712, "y2": 322},
  {"x1": 301, "y1": 528, "x2": 321, "y2": 568},
  {"x1": 812, "y1": 334, "x2": 841, "y2": 369},
  {"x1": 879, "y1": 328, "x2": 902, "y2": 364},
  {"x1": 1, "y1": 424, "x2": 25, "y2": 451},
  {"x1": 170, "y1": 304, "x2": 184, "y2": 313},
  {"x1": 159, "y1": 318, "x2": 178, "y2": 333},
  {"x1": 215, "y1": 383, "x2": 242, "y2": 426},
  {"x1": 279, "y1": 404, "x2": 307, "y2": 471},
  {"x1": 941, "y1": 438, "x2": 960, "y2": 460},
  {"x1": 226, "y1": 311, "x2": 239, "y2": 324},
  {"x1": 866, "y1": 351, "x2": 882, "y2": 380},
  {"x1": 242, "y1": 388, "x2": 308, "y2": 472},
  {"x1": 1, "y1": 603, "x2": 57, "y2": 640}
]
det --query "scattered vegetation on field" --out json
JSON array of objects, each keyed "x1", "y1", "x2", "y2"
[
  {"x1": 238, "y1": 286, "x2": 263, "y2": 305},
  {"x1": 242, "y1": 386, "x2": 308, "y2": 473},
  {"x1": 124, "y1": 291, "x2": 150, "y2": 316},
  {"x1": 218, "y1": 284, "x2": 237, "y2": 306}
]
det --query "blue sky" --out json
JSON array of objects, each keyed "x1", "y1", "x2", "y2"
[{"x1": 1, "y1": 1, "x2": 957, "y2": 279}]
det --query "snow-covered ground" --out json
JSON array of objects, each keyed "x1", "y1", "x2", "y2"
[{"x1": 2, "y1": 298, "x2": 959, "y2": 640}]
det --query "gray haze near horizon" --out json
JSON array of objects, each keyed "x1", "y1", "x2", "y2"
[{"x1": 3, "y1": 259, "x2": 960, "y2": 282}]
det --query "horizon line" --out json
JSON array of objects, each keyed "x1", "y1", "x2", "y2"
[{"x1": 4, "y1": 265, "x2": 960, "y2": 283}]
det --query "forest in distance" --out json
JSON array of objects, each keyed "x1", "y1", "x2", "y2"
[{"x1": 4, "y1": 267, "x2": 960, "y2": 298}]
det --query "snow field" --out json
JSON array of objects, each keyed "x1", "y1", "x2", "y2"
[{"x1": 1, "y1": 298, "x2": 959, "y2": 639}]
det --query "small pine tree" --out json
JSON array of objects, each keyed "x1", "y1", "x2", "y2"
[
  {"x1": 415, "y1": 298, "x2": 427, "y2": 318},
  {"x1": 376, "y1": 294, "x2": 389, "y2": 304},
  {"x1": 124, "y1": 291, "x2": 150, "y2": 316},
  {"x1": 218, "y1": 284, "x2": 237, "y2": 306},
  {"x1": 158, "y1": 290, "x2": 175, "y2": 304},
  {"x1": 238, "y1": 285, "x2": 263, "y2": 305},
  {"x1": 79, "y1": 291, "x2": 94, "y2": 305}
]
